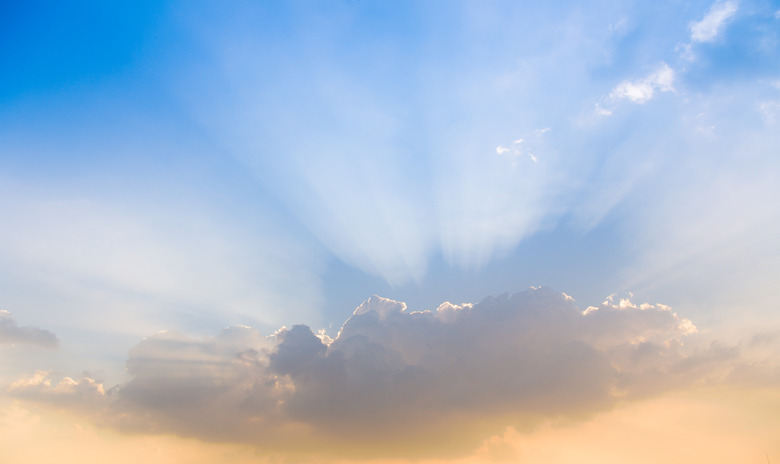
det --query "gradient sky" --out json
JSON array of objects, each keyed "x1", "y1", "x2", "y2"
[{"x1": 2, "y1": 1, "x2": 780, "y2": 462}]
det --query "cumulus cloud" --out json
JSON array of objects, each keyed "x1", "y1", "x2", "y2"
[
  {"x1": 690, "y1": 1, "x2": 739, "y2": 43},
  {"x1": 6, "y1": 371, "x2": 110, "y2": 426},
  {"x1": 6, "y1": 288, "x2": 766, "y2": 458},
  {"x1": 0, "y1": 311, "x2": 58, "y2": 348},
  {"x1": 8, "y1": 371, "x2": 105, "y2": 405},
  {"x1": 610, "y1": 63, "x2": 675, "y2": 104}
]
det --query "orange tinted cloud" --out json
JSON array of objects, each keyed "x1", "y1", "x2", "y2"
[{"x1": 10, "y1": 288, "x2": 776, "y2": 459}]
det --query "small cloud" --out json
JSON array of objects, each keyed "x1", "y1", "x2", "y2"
[
  {"x1": 758, "y1": 100, "x2": 780, "y2": 124},
  {"x1": 610, "y1": 63, "x2": 675, "y2": 104},
  {"x1": 611, "y1": 82, "x2": 653, "y2": 103},
  {"x1": 496, "y1": 131, "x2": 549, "y2": 165},
  {"x1": 608, "y1": 17, "x2": 629, "y2": 35},
  {"x1": 0, "y1": 311, "x2": 59, "y2": 348},
  {"x1": 689, "y1": 1, "x2": 739, "y2": 43},
  {"x1": 595, "y1": 103, "x2": 613, "y2": 116},
  {"x1": 8, "y1": 371, "x2": 107, "y2": 411},
  {"x1": 676, "y1": 42, "x2": 695, "y2": 61}
]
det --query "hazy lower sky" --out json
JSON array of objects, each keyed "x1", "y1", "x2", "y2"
[{"x1": 2, "y1": 1, "x2": 780, "y2": 462}]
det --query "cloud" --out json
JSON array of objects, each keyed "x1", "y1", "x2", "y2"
[
  {"x1": 758, "y1": 99, "x2": 780, "y2": 124},
  {"x1": 8, "y1": 288, "x2": 763, "y2": 458},
  {"x1": 495, "y1": 131, "x2": 546, "y2": 166},
  {"x1": 689, "y1": 1, "x2": 739, "y2": 43},
  {"x1": 0, "y1": 311, "x2": 58, "y2": 348},
  {"x1": 609, "y1": 63, "x2": 675, "y2": 104},
  {"x1": 7, "y1": 371, "x2": 105, "y2": 409},
  {"x1": 594, "y1": 103, "x2": 613, "y2": 116}
]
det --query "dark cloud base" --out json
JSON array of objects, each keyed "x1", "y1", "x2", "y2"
[
  {"x1": 7, "y1": 287, "x2": 760, "y2": 458},
  {"x1": 0, "y1": 310, "x2": 58, "y2": 348}
]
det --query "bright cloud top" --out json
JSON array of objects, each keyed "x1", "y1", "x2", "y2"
[{"x1": 9, "y1": 288, "x2": 770, "y2": 458}]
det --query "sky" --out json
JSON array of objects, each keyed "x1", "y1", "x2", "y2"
[{"x1": 1, "y1": 0, "x2": 780, "y2": 462}]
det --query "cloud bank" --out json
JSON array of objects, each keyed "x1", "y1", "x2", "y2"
[
  {"x1": 0, "y1": 311, "x2": 58, "y2": 348},
  {"x1": 9, "y1": 288, "x2": 765, "y2": 458}
]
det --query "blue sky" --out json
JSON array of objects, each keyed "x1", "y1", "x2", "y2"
[{"x1": 2, "y1": 1, "x2": 780, "y2": 461}]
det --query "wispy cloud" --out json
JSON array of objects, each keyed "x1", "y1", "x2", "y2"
[
  {"x1": 0, "y1": 311, "x2": 58, "y2": 348},
  {"x1": 495, "y1": 130, "x2": 547, "y2": 165},
  {"x1": 609, "y1": 63, "x2": 675, "y2": 104},
  {"x1": 690, "y1": 1, "x2": 739, "y2": 43},
  {"x1": 0, "y1": 181, "x2": 324, "y2": 334}
]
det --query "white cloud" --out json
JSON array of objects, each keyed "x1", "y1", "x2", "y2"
[
  {"x1": 8, "y1": 288, "x2": 763, "y2": 458},
  {"x1": 689, "y1": 1, "x2": 739, "y2": 43},
  {"x1": 0, "y1": 311, "x2": 58, "y2": 348},
  {"x1": 495, "y1": 131, "x2": 547, "y2": 167},
  {"x1": 676, "y1": 41, "x2": 695, "y2": 61},
  {"x1": 594, "y1": 103, "x2": 613, "y2": 116},
  {"x1": 610, "y1": 63, "x2": 675, "y2": 104}
]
